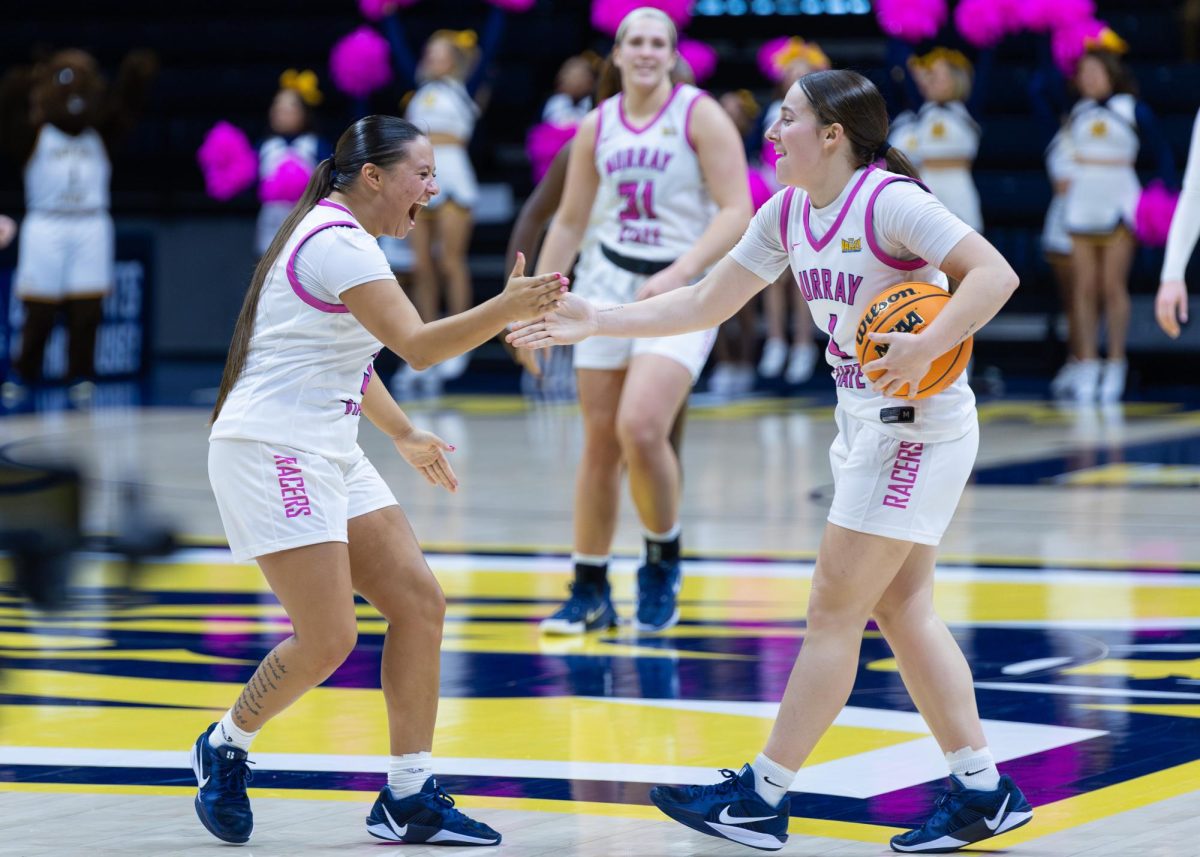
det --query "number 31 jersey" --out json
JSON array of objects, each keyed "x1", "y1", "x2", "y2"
[{"x1": 591, "y1": 83, "x2": 716, "y2": 263}]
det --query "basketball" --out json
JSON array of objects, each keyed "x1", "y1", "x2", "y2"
[{"x1": 854, "y1": 281, "x2": 972, "y2": 399}]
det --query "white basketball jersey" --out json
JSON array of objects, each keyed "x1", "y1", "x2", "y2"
[
  {"x1": 24, "y1": 124, "x2": 110, "y2": 212},
  {"x1": 1068, "y1": 94, "x2": 1138, "y2": 163},
  {"x1": 406, "y1": 78, "x2": 479, "y2": 141},
  {"x1": 777, "y1": 167, "x2": 974, "y2": 440},
  {"x1": 210, "y1": 201, "x2": 386, "y2": 459},
  {"x1": 890, "y1": 101, "x2": 980, "y2": 164},
  {"x1": 591, "y1": 83, "x2": 716, "y2": 261}
]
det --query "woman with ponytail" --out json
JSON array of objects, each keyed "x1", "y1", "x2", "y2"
[
  {"x1": 509, "y1": 69, "x2": 1030, "y2": 854},
  {"x1": 194, "y1": 114, "x2": 564, "y2": 848}
]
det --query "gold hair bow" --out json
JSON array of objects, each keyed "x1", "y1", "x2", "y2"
[
  {"x1": 1085, "y1": 27, "x2": 1129, "y2": 55},
  {"x1": 733, "y1": 89, "x2": 761, "y2": 121},
  {"x1": 451, "y1": 30, "x2": 478, "y2": 50},
  {"x1": 280, "y1": 68, "x2": 323, "y2": 106},
  {"x1": 774, "y1": 37, "x2": 830, "y2": 75},
  {"x1": 910, "y1": 47, "x2": 972, "y2": 73}
]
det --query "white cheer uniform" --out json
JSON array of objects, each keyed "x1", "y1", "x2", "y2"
[
  {"x1": 406, "y1": 78, "x2": 480, "y2": 210},
  {"x1": 1042, "y1": 128, "x2": 1075, "y2": 257},
  {"x1": 1063, "y1": 94, "x2": 1140, "y2": 235},
  {"x1": 729, "y1": 166, "x2": 977, "y2": 544},
  {"x1": 255, "y1": 133, "x2": 322, "y2": 255},
  {"x1": 889, "y1": 101, "x2": 982, "y2": 232}
]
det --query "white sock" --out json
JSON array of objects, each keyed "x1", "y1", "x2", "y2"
[
  {"x1": 209, "y1": 710, "x2": 258, "y2": 751},
  {"x1": 946, "y1": 745, "x2": 1000, "y2": 791},
  {"x1": 388, "y1": 751, "x2": 433, "y2": 799},
  {"x1": 751, "y1": 753, "x2": 796, "y2": 808},
  {"x1": 642, "y1": 522, "x2": 681, "y2": 543}
]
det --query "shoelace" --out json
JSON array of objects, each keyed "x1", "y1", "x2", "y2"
[
  {"x1": 218, "y1": 757, "x2": 254, "y2": 794},
  {"x1": 927, "y1": 789, "x2": 965, "y2": 824},
  {"x1": 426, "y1": 785, "x2": 488, "y2": 832},
  {"x1": 681, "y1": 768, "x2": 741, "y2": 799}
]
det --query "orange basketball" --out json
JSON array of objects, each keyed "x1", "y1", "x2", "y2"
[{"x1": 854, "y1": 281, "x2": 972, "y2": 400}]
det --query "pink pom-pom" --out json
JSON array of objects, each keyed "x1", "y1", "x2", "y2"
[
  {"x1": 678, "y1": 39, "x2": 717, "y2": 84},
  {"x1": 483, "y1": 0, "x2": 536, "y2": 10},
  {"x1": 1016, "y1": 0, "x2": 1094, "y2": 33},
  {"x1": 591, "y1": 0, "x2": 692, "y2": 38},
  {"x1": 358, "y1": 0, "x2": 420, "y2": 20},
  {"x1": 330, "y1": 26, "x2": 393, "y2": 99},
  {"x1": 955, "y1": 0, "x2": 1012, "y2": 48},
  {"x1": 197, "y1": 121, "x2": 257, "y2": 201},
  {"x1": 875, "y1": 0, "x2": 947, "y2": 43},
  {"x1": 746, "y1": 168, "x2": 772, "y2": 212},
  {"x1": 259, "y1": 154, "x2": 313, "y2": 204},
  {"x1": 1135, "y1": 181, "x2": 1179, "y2": 247},
  {"x1": 1051, "y1": 17, "x2": 1105, "y2": 76},
  {"x1": 526, "y1": 121, "x2": 577, "y2": 183},
  {"x1": 756, "y1": 36, "x2": 793, "y2": 83}
]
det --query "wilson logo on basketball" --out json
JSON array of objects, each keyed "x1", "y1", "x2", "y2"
[
  {"x1": 841, "y1": 237, "x2": 862, "y2": 253},
  {"x1": 855, "y1": 287, "x2": 918, "y2": 347}
]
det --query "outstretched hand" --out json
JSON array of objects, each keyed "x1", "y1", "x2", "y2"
[
  {"x1": 393, "y1": 428, "x2": 458, "y2": 492},
  {"x1": 503, "y1": 252, "x2": 569, "y2": 323},
  {"x1": 506, "y1": 292, "x2": 600, "y2": 349},
  {"x1": 1155, "y1": 279, "x2": 1189, "y2": 339}
]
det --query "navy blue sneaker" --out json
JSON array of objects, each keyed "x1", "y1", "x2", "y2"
[
  {"x1": 540, "y1": 581, "x2": 618, "y2": 635},
  {"x1": 366, "y1": 776, "x2": 501, "y2": 846},
  {"x1": 650, "y1": 764, "x2": 788, "y2": 852},
  {"x1": 890, "y1": 775, "x2": 1033, "y2": 853},
  {"x1": 190, "y1": 722, "x2": 253, "y2": 844},
  {"x1": 636, "y1": 559, "x2": 681, "y2": 631}
]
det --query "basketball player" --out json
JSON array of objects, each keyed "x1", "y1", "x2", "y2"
[
  {"x1": 509, "y1": 69, "x2": 1030, "y2": 853},
  {"x1": 533, "y1": 6, "x2": 751, "y2": 635},
  {"x1": 195, "y1": 114, "x2": 565, "y2": 847},
  {"x1": 1155, "y1": 106, "x2": 1199, "y2": 338}
]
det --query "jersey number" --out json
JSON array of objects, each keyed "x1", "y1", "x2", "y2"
[
  {"x1": 826, "y1": 314, "x2": 854, "y2": 360},
  {"x1": 617, "y1": 181, "x2": 658, "y2": 221}
]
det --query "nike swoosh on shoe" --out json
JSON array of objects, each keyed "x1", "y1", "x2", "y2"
[
  {"x1": 983, "y1": 794, "x2": 1010, "y2": 831},
  {"x1": 383, "y1": 805, "x2": 408, "y2": 837},
  {"x1": 718, "y1": 805, "x2": 777, "y2": 825}
]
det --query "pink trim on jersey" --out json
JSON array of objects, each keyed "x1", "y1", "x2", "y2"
[
  {"x1": 318, "y1": 199, "x2": 353, "y2": 216},
  {"x1": 593, "y1": 106, "x2": 604, "y2": 161},
  {"x1": 683, "y1": 90, "x2": 706, "y2": 152},
  {"x1": 286, "y1": 221, "x2": 357, "y2": 313},
  {"x1": 865, "y1": 176, "x2": 929, "y2": 271},
  {"x1": 617, "y1": 83, "x2": 684, "y2": 134},
  {"x1": 778, "y1": 186, "x2": 797, "y2": 250},
  {"x1": 801, "y1": 167, "x2": 873, "y2": 252}
]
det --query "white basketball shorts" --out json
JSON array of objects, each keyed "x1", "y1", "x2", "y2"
[
  {"x1": 571, "y1": 244, "x2": 716, "y2": 381},
  {"x1": 826, "y1": 406, "x2": 979, "y2": 546},
  {"x1": 209, "y1": 439, "x2": 398, "y2": 562},
  {"x1": 15, "y1": 211, "x2": 114, "y2": 300}
]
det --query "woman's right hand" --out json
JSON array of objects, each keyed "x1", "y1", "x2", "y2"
[
  {"x1": 506, "y1": 291, "x2": 600, "y2": 348},
  {"x1": 1155, "y1": 279, "x2": 1189, "y2": 339},
  {"x1": 502, "y1": 252, "x2": 569, "y2": 323}
]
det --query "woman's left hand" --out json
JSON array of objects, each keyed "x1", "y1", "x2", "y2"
[
  {"x1": 635, "y1": 268, "x2": 689, "y2": 301},
  {"x1": 864, "y1": 331, "x2": 936, "y2": 398},
  {"x1": 393, "y1": 427, "x2": 458, "y2": 492}
]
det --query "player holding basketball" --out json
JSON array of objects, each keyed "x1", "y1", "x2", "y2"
[
  {"x1": 510, "y1": 69, "x2": 1028, "y2": 853},
  {"x1": 534, "y1": 7, "x2": 751, "y2": 635},
  {"x1": 195, "y1": 114, "x2": 565, "y2": 847}
]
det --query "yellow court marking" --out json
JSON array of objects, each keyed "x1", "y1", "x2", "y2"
[{"x1": 1064, "y1": 659, "x2": 1200, "y2": 681}]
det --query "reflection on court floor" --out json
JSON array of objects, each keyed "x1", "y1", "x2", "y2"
[{"x1": 3, "y1": 548, "x2": 1198, "y2": 849}]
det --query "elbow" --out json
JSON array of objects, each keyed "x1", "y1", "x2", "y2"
[
  {"x1": 1003, "y1": 266, "x2": 1020, "y2": 297},
  {"x1": 402, "y1": 352, "x2": 433, "y2": 372}
]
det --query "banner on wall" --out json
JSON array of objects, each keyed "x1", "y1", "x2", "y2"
[{"x1": 1, "y1": 231, "x2": 153, "y2": 382}]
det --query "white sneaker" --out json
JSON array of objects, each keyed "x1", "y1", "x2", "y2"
[
  {"x1": 1049, "y1": 360, "x2": 1078, "y2": 399},
  {"x1": 390, "y1": 365, "x2": 418, "y2": 400},
  {"x1": 707, "y1": 364, "x2": 735, "y2": 395},
  {"x1": 758, "y1": 338, "x2": 787, "y2": 378},
  {"x1": 785, "y1": 343, "x2": 818, "y2": 385},
  {"x1": 1071, "y1": 359, "x2": 1101, "y2": 403},
  {"x1": 438, "y1": 351, "x2": 471, "y2": 381},
  {"x1": 1098, "y1": 359, "x2": 1127, "y2": 403}
]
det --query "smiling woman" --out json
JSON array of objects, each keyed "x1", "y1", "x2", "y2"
[{"x1": 193, "y1": 113, "x2": 567, "y2": 848}]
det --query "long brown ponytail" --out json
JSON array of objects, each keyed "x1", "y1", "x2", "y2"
[
  {"x1": 797, "y1": 69, "x2": 921, "y2": 179},
  {"x1": 211, "y1": 115, "x2": 424, "y2": 422}
]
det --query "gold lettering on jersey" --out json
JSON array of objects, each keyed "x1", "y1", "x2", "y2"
[
  {"x1": 661, "y1": 125, "x2": 677, "y2": 137},
  {"x1": 1090, "y1": 120, "x2": 1107, "y2": 137},
  {"x1": 841, "y1": 237, "x2": 862, "y2": 253}
]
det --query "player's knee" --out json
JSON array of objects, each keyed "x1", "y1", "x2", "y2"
[
  {"x1": 615, "y1": 414, "x2": 667, "y2": 459},
  {"x1": 302, "y1": 621, "x2": 358, "y2": 677}
]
